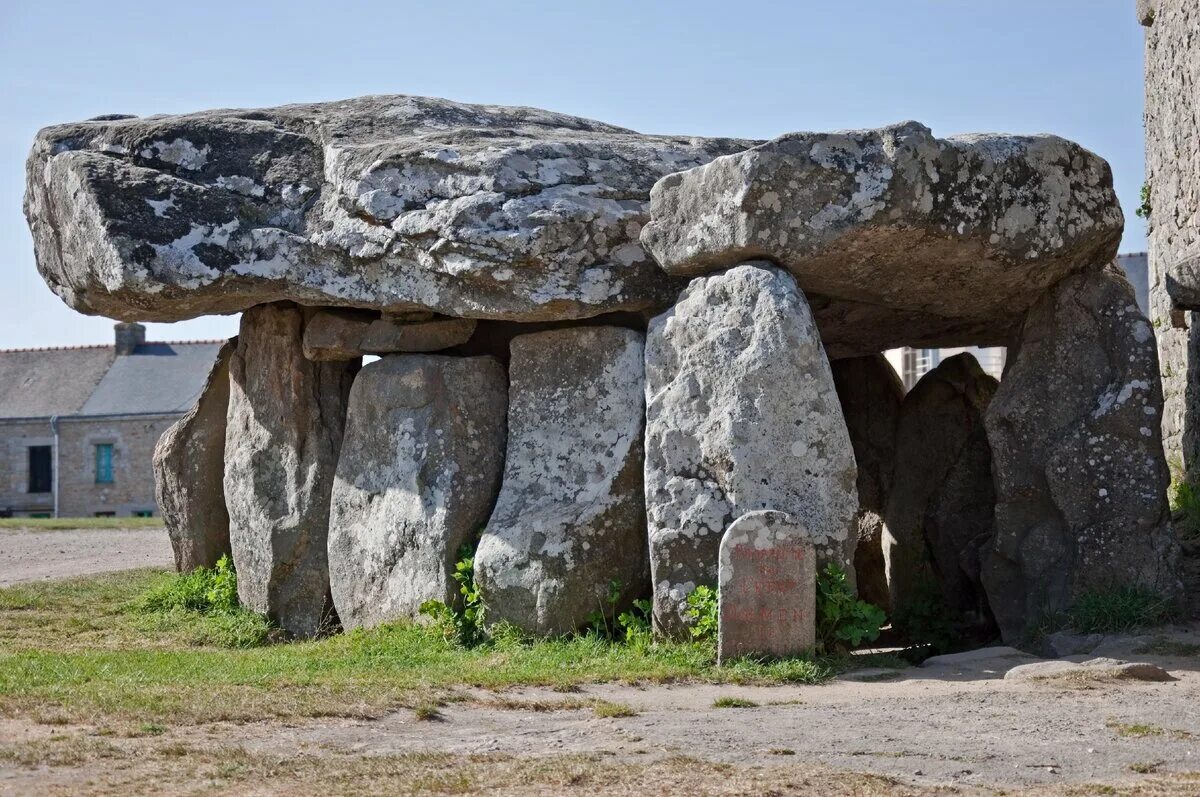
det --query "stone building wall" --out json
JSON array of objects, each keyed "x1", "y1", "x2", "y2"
[
  {"x1": 0, "y1": 415, "x2": 178, "y2": 517},
  {"x1": 1142, "y1": 0, "x2": 1200, "y2": 479},
  {"x1": 0, "y1": 419, "x2": 57, "y2": 515}
]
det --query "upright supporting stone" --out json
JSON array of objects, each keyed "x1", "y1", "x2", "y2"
[
  {"x1": 327, "y1": 355, "x2": 507, "y2": 629},
  {"x1": 983, "y1": 265, "x2": 1177, "y2": 642},
  {"x1": 831, "y1": 355, "x2": 903, "y2": 613},
  {"x1": 718, "y1": 511, "x2": 816, "y2": 663},
  {"x1": 883, "y1": 354, "x2": 997, "y2": 631},
  {"x1": 474, "y1": 326, "x2": 648, "y2": 636},
  {"x1": 224, "y1": 304, "x2": 357, "y2": 638},
  {"x1": 153, "y1": 337, "x2": 235, "y2": 571},
  {"x1": 645, "y1": 262, "x2": 858, "y2": 637}
]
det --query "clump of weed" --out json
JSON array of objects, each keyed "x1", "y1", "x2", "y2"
[
  {"x1": 816, "y1": 564, "x2": 885, "y2": 652},
  {"x1": 591, "y1": 700, "x2": 638, "y2": 719},
  {"x1": 136, "y1": 555, "x2": 238, "y2": 614},
  {"x1": 1136, "y1": 182, "x2": 1152, "y2": 219},
  {"x1": 684, "y1": 585, "x2": 718, "y2": 643},
  {"x1": 132, "y1": 555, "x2": 270, "y2": 648},
  {"x1": 585, "y1": 579, "x2": 653, "y2": 649},
  {"x1": 1067, "y1": 586, "x2": 1175, "y2": 634},
  {"x1": 1169, "y1": 478, "x2": 1200, "y2": 538},
  {"x1": 412, "y1": 703, "x2": 444, "y2": 722},
  {"x1": 419, "y1": 544, "x2": 487, "y2": 646},
  {"x1": 712, "y1": 696, "x2": 757, "y2": 709}
]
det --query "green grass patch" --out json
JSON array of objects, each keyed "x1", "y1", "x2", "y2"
[
  {"x1": 1026, "y1": 584, "x2": 1177, "y2": 641},
  {"x1": 0, "y1": 517, "x2": 164, "y2": 531},
  {"x1": 591, "y1": 700, "x2": 638, "y2": 718},
  {"x1": 712, "y1": 696, "x2": 758, "y2": 708},
  {"x1": 1067, "y1": 586, "x2": 1176, "y2": 635},
  {"x1": 1107, "y1": 720, "x2": 1194, "y2": 740},
  {"x1": 0, "y1": 569, "x2": 863, "y2": 726},
  {"x1": 1170, "y1": 478, "x2": 1200, "y2": 538}
]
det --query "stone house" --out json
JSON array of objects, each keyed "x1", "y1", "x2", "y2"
[{"x1": 0, "y1": 323, "x2": 221, "y2": 518}]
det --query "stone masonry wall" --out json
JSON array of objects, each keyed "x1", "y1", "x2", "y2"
[
  {"x1": 1143, "y1": 0, "x2": 1200, "y2": 479},
  {"x1": 0, "y1": 420, "x2": 56, "y2": 515},
  {"x1": 0, "y1": 415, "x2": 178, "y2": 517}
]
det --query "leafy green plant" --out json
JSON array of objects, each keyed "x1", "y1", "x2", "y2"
[
  {"x1": 419, "y1": 544, "x2": 487, "y2": 646},
  {"x1": 616, "y1": 599, "x2": 653, "y2": 647},
  {"x1": 136, "y1": 555, "x2": 239, "y2": 615},
  {"x1": 585, "y1": 579, "x2": 625, "y2": 637},
  {"x1": 584, "y1": 580, "x2": 653, "y2": 647},
  {"x1": 1136, "y1": 182, "x2": 1152, "y2": 219},
  {"x1": 1169, "y1": 478, "x2": 1200, "y2": 538},
  {"x1": 684, "y1": 585, "x2": 718, "y2": 642},
  {"x1": 132, "y1": 555, "x2": 270, "y2": 648},
  {"x1": 815, "y1": 564, "x2": 886, "y2": 652}
]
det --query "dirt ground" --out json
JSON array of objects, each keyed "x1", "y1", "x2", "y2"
[
  {"x1": 0, "y1": 527, "x2": 172, "y2": 587},
  {"x1": 2, "y1": 631, "x2": 1199, "y2": 795},
  {"x1": 1, "y1": 534, "x2": 1198, "y2": 794}
]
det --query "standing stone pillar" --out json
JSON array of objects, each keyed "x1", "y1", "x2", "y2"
[
  {"x1": 718, "y1": 511, "x2": 816, "y2": 664},
  {"x1": 154, "y1": 337, "x2": 235, "y2": 572},
  {"x1": 327, "y1": 355, "x2": 507, "y2": 629},
  {"x1": 224, "y1": 303, "x2": 357, "y2": 638},
  {"x1": 644, "y1": 262, "x2": 858, "y2": 637},
  {"x1": 882, "y1": 353, "x2": 997, "y2": 631},
  {"x1": 983, "y1": 265, "x2": 1177, "y2": 641},
  {"x1": 831, "y1": 355, "x2": 904, "y2": 613},
  {"x1": 474, "y1": 326, "x2": 648, "y2": 636}
]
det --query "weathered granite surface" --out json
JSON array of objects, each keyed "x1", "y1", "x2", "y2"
[
  {"x1": 1143, "y1": 0, "x2": 1200, "y2": 491},
  {"x1": 154, "y1": 337, "x2": 235, "y2": 572},
  {"x1": 474, "y1": 326, "x2": 648, "y2": 635},
  {"x1": 983, "y1": 266, "x2": 1176, "y2": 641},
  {"x1": 641, "y1": 121, "x2": 1123, "y2": 354},
  {"x1": 24, "y1": 95, "x2": 751, "y2": 323},
  {"x1": 327, "y1": 355, "x2": 506, "y2": 629},
  {"x1": 224, "y1": 304, "x2": 356, "y2": 637},
  {"x1": 644, "y1": 263, "x2": 857, "y2": 636}
]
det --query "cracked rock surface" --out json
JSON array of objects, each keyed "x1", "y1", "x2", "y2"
[
  {"x1": 641, "y1": 121, "x2": 1123, "y2": 354},
  {"x1": 24, "y1": 95, "x2": 751, "y2": 323}
]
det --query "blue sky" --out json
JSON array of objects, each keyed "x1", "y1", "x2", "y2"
[{"x1": 0, "y1": 0, "x2": 1147, "y2": 349}]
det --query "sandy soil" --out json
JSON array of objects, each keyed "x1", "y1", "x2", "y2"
[
  {"x1": 0, "y1": 527, "x2": 173, "y2": 586},
  {"x1": 2, "y1": 630, "x2": 1198, "y2": 794}
]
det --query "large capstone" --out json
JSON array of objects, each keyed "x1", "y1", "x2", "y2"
[
  {"x1": 224, "y1": 303, "x2": 357, "y2": 637},
  {"x1": 883, "y1": 354, "x2": 997, "y2": 633},
  {"x1": 24, "y1": 95, "x2": 752, "y2": 324},
  {"x1": 327, "y1": 355, "x2": 506, "y2": 629},
  {"x1": 983, "y1": 265, "x2": 1178, "y2": 641},
  {"x1": 832, "y1": 355, "x2": 904, "y2": 613},
  {"x1": 640, "y1": 122, "x2": 1123, "y2": 357},
  {"x1": 153, "y1": 337, "x2": 235, "y2": 572},
  {"x1": 474, "y1": 326, "x2": 647, "y2": 635},
  {"x1": 644, "y1": 262, "x2": 858, "y2": 637}
]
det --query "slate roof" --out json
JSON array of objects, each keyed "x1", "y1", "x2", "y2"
[{"x1": 0, "y1": 340, "x2": 222, "y2": 420}]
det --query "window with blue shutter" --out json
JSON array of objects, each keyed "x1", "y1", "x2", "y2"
[{"x1": 95, "y1": 444, "x2": 114, "y2": 484}]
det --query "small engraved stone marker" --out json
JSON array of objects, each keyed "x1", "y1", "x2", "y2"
[{"x1": 717, "y1": 510, "x2": 816, "y2": 664}]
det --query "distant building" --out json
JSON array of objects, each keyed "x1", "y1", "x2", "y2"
[
  {"x1": 0, "y1": 324, "x2": 220, "y2": 518},
  {"x1": 884, "y1": 346, "x2": 1006, "y2": 391},
  {"x1": 884, "y1": 253, "x2": 1150, "y2": 390}
]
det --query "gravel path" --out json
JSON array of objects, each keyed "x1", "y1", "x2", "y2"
[{"x1": 0, "y1": 527, "x2": 173, "y2": 586}]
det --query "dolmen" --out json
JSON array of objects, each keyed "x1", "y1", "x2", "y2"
[{"x1": 25, "y1": 94, "x2": 1178, "y2": 643}]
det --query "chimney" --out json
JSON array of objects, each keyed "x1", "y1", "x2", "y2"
[{"x1": 114, "y1": 322, "x2": 146, "y2": 355}]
